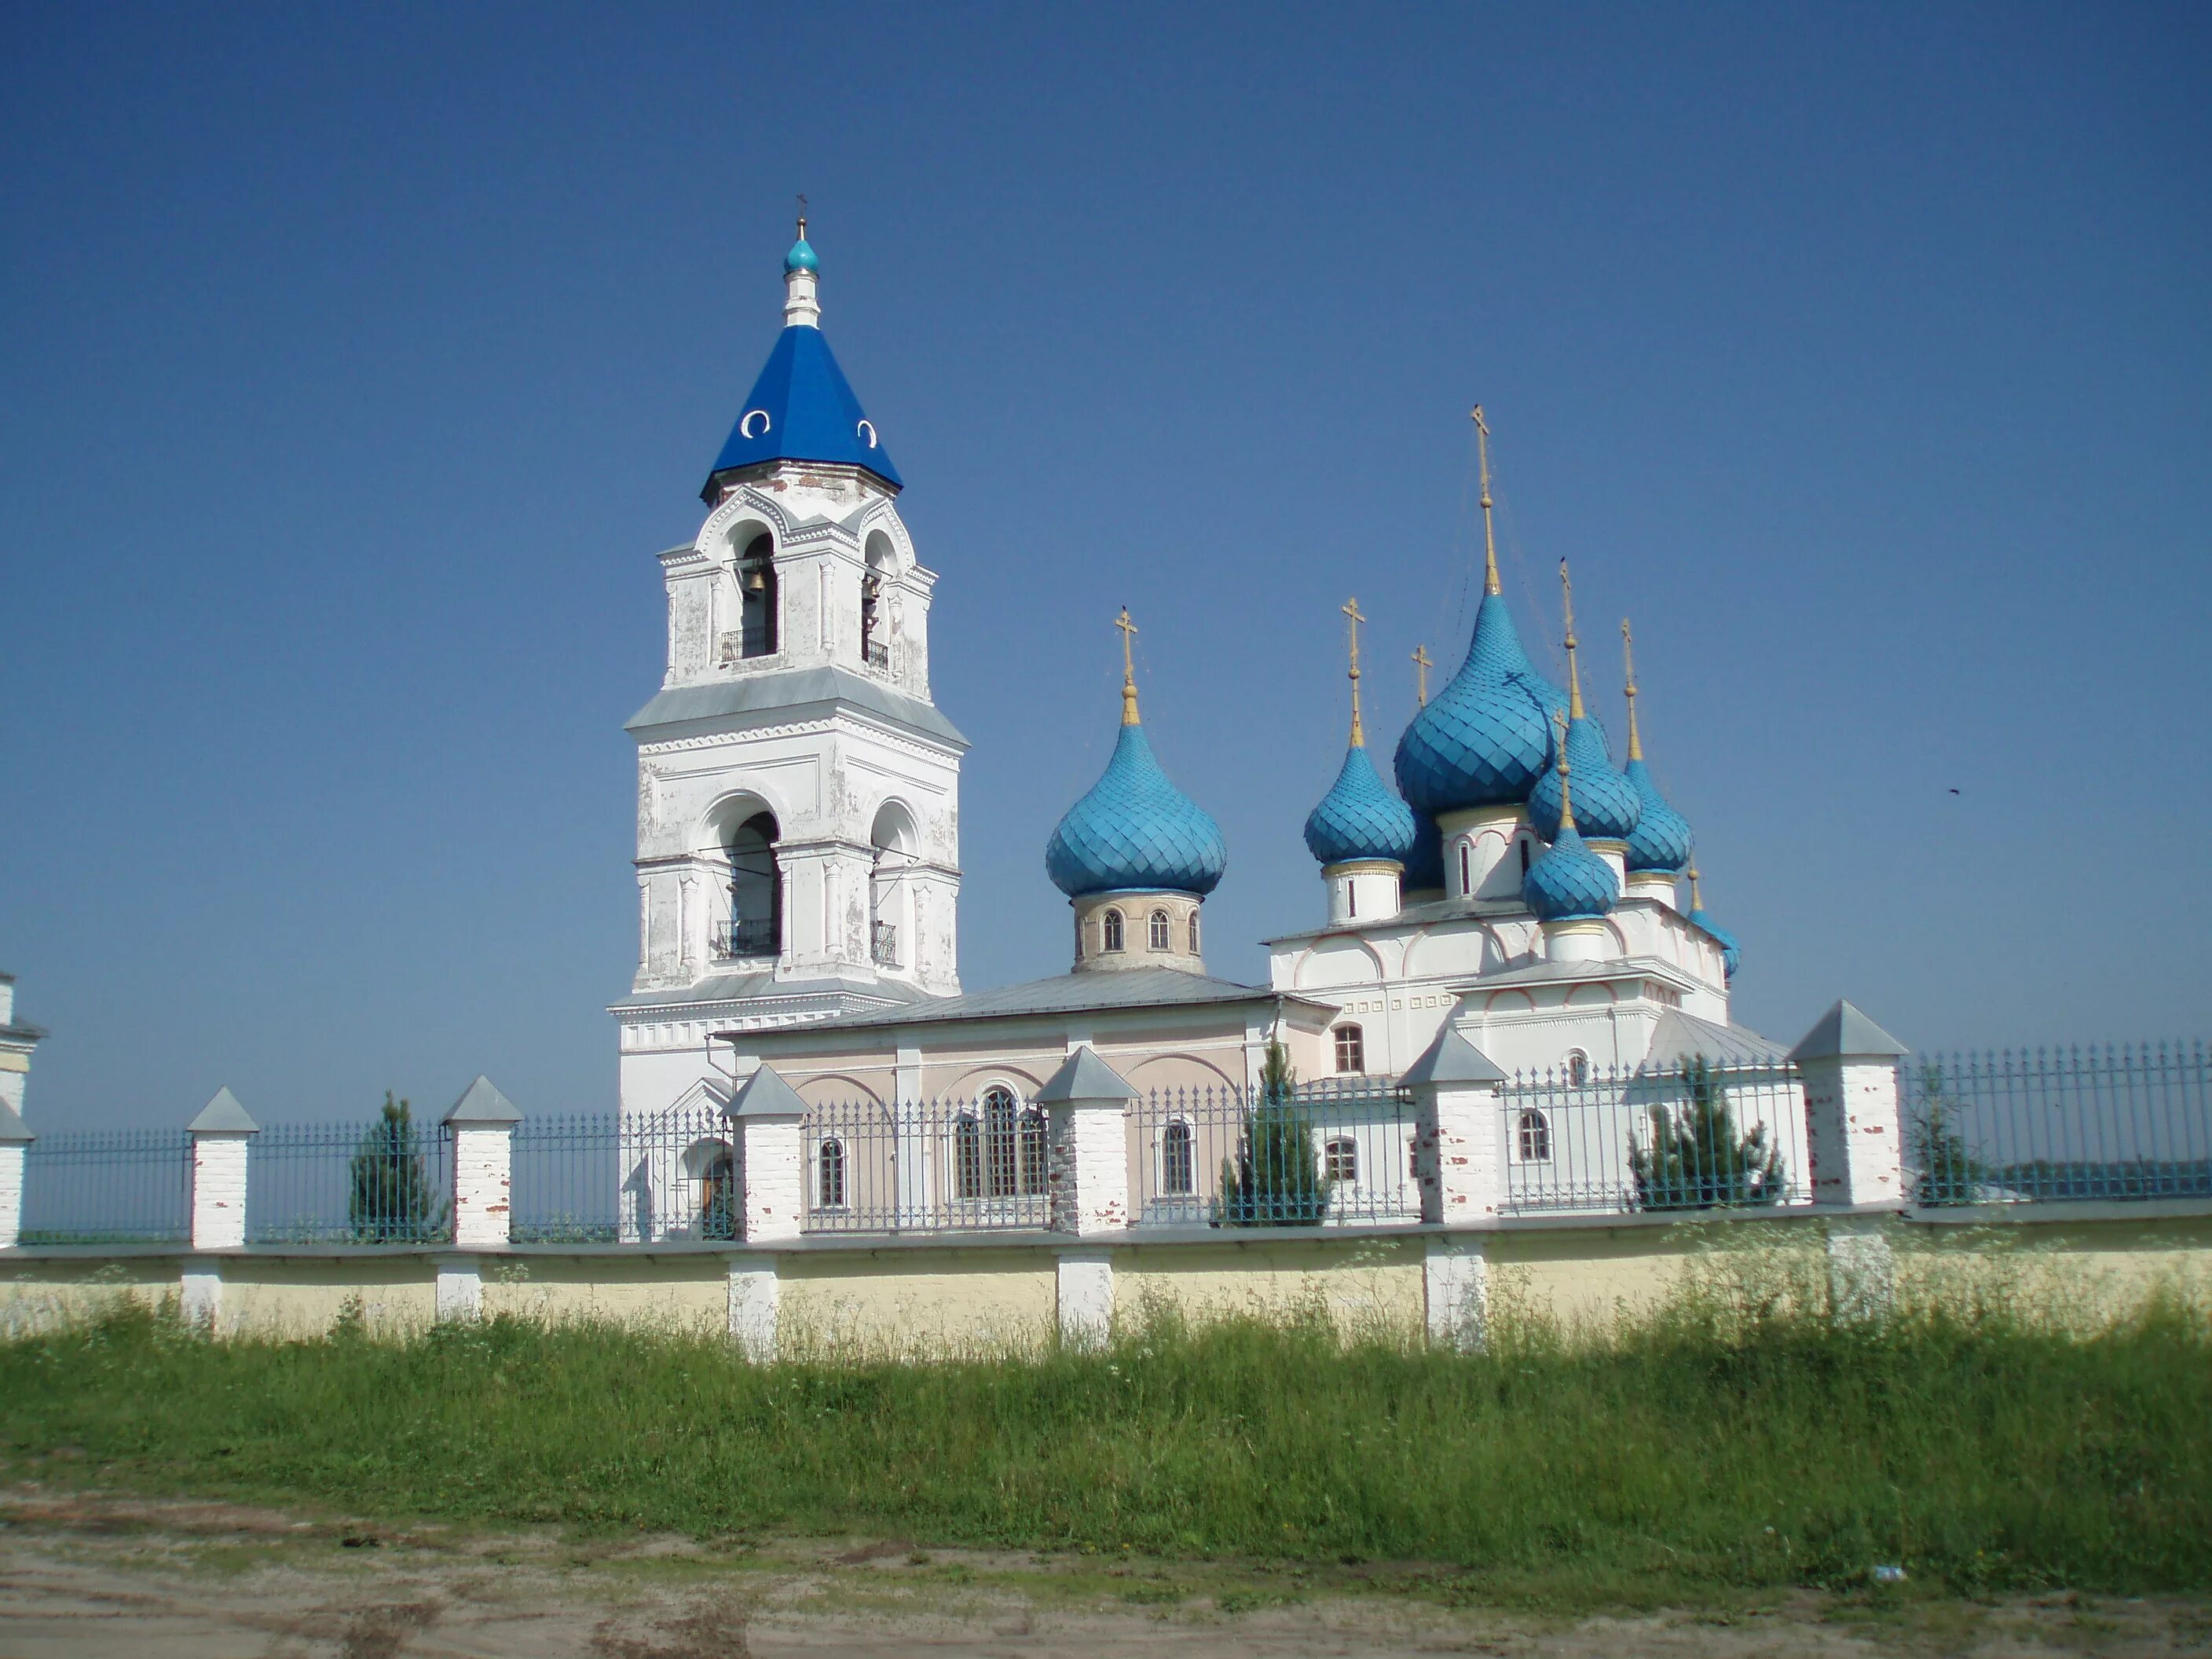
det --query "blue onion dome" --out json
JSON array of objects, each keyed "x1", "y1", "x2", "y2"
[
  {"x1": 1685, "y1": 866, "x2": 1740, "y2": 980},
  {"x1": 785, "y1": 233, "x2": 819, "y2": 273},
  {"x1": 1402, "y1": 808, "x2": 1446, "y2": 895},
  {"x1": 1046, "y1": 683, "x2": 1227, "y2": 899},
  {"x1": 1623, "y1": 760, "x2": 1692, "y2": 873},
  {"x1": 1393, "y1": 588, "x2": 1566, "y2": 813},
  {"x1": 1523, "y1": 819, "x2": 1617, "y2": 921},
  {"x1": 1529, "y1": 713, "x2": 1639, "y2": 844},
  {"x1": 1305, "y1": 742, "x2": 1418, "y2": 866}
]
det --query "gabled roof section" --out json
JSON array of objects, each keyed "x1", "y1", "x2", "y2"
[
  {"x1": 1790, "y1": 1000, "x2": 1910, "y2": 1060},
  {"x1": 1038, "y1": 1045, "x2": 1139, "y2": 1104},
  {"x1": 1643, "y1": 1009, "x2": 1791, "y2": 1071},
  {"x1": 703, "y1": 327, "x2": 901, "y2": 498},
  {"x1": 189, "y1": 1086, "x2": 258, "y2": 1133}
]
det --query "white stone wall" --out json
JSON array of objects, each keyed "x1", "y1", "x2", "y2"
[
  {"x1": 449, "y1": 1125, "x2": 513, "y2": 1248},
  {"x1": 1802, "y1": 1056, "x2": 1905, "y2": 1207},
  {"x1": 0, "y1": 1144, "x2": 24, "y2": 1250},
  {"x1": 190, "y1": 1133, "x2": 251, "y2": 1251},
  {"x1": 1048, "y1": 1100, "x2": 1132, "y2": 1235}
]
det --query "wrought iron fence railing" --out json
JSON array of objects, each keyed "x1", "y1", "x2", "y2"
[
  {"x1": 803, "y1": 1095, "x2": 1051, "y2": 1233},
  {"x1": 607, "y1": 1101, "x2": 739, "y2": 1242},
  {"x1": 1904, "y1": 1042, "x2": 2212, "y2": 1205},
  {"x1": 709, "y1": 917, "x2": 778, "y2": 961},
  {"x1": 1129, "y1": 1079, "x2": 1417, "y2": 1227},
  {"x1": 19, "y1": 1128, "x2": 191, "y2": 1244},
  {"x1": 1499, "y1": 1060, "x2": 1813, "y2": 1216},
  {"x1": 247, "y1": 1119, "x2": 452, "y2": 1244}
]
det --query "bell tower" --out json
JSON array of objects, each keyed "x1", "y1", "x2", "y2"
[{"x1": 613, "y1": 223, "x2": 965, "y2": 1119}]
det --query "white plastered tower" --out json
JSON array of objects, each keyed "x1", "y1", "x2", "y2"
[{"x1": 613, "y1": 229, "x2": 965, "y2": 1124}]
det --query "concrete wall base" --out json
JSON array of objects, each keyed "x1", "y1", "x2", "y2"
[
  {"x1": 434, "y1": 1256, "x2": 482, "y2": 1321},
  {"x1": 1423, "y1": 1234, "x2": 1489, "y2": 1350},
  {"x1": 1057, "y1": 1248, "x2": 1115, "y2": 1348}
]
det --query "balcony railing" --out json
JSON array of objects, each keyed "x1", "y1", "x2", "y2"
[
  {"x1": 871, "y1": 920, "x2": 899, "y2": 969},
  {"x1": 711, "y1": 917, "x2": 778, "y2": 961},
  {"x1": 716, "y1": 625, "x2": 778, "y2": 665},
  {"x1": 863, "y1": 637, "x2": 890, "y2": 670}
]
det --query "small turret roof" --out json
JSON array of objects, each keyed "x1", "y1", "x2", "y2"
[
  {"x1": 1038, "y1": 1045, "x2": 1140, "y2": 1104},
  {"x1": 727, "y1": 1062, "x2": 809, "y2": 1119},
  {"x1": 1401, "y1": 1025, "x2": 1508, "y2": 1087},
  {"x1": 704, "y1": 326, "x2": 901, "y2": 497},
  {"x1": 443, "y1": 1075, "x2": 522, "y2": 1126},
  {"x1": 189, "y1": 1086, "x2": 258, "y2": 1133},
  {"x1": 1789, "y1": 1000, "x2": 1909, "y2": 1060}
]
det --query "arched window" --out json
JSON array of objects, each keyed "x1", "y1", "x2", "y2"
[
  {"x1": 1148, "y1": 909, "x2": 1170, "y2": 951},
  {"x1": 1517, "y1": 1109, "x2": 1552, "y2": 1163},
  {"x1": 971, "y1": 1086, "x2": 1044, "y2": 1199},
  {"x1": 1324, "y1": 1136, "x2": 1358, "y2": 1184},
  {"x1": 1518, "y1": 840, "x2": 1532, "y2": 876},
  {"x1": 1161, "y1": 1120, "x2": 1195, "y2": 1196},
  {"x1": 859, "y1": 533, "x2": 892, "y2": 669},
  {"x1": 1018, "y1": 1105, "x2": 1047, "y2": 1196},
  {"x1": 1188, "y1": 913, "x2": 1201, "y2": 954},
  {"x1": 1335, "y1": 1024, "x2": 1365, "y2": 1075},
  {"x1": 817, "y1": 1138, "x2": 846, "y2": 1209},
  {"x1": 738, "y1": 532, "x2": 778, "y2": 657},
  {"x1": 695, "y1": 1144, "x2": 736, "y2": 1240},
  {"x1": 1102, "y1": 908, "x2": 1125, "y2": 952},
  {"x1": 719, "y1": 810, "x2": 782, "y2": 959},
  {"x1": 1566, "y1": 1049, "x2": 1590, "y2": 1087},
  {"x1": 954, "y1": 1112, "x2": 983, "y2": 1200},
  {"x1": 1346, "y1": 880, "x2": 1357, "y2": 919},
  {"x1": 1459, "y1": 842, "x2": 1471, "y2": 895}
]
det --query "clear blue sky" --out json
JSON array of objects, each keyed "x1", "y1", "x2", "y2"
[{"x1": 4, "y1": 3, "x2": 2207, "y2": 1129}]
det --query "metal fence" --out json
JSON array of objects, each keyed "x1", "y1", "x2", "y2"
[
  {"x1": 803, "y1": 1095, "x2": 1051, "y2": 1233},
  {"x1": 247, "y1": 1119, "x2": 452, "y2": 1244},
  {"x1": 515, "y1": 1101, "x2": 739, "y2": 1243},
  {"x1": 1128, "y1": 1078, "x2": 1417, "y2": 1228},
  {"x1": 1500, "y1": 1060, "x2": 1813, "y2": 1216},
  {"x1": 1904, "y1": 1042, "x2": 2212, "y2": 1205},
  {"x1": 18, "y1": 1129, "x2": 191, "y2": 1244}
]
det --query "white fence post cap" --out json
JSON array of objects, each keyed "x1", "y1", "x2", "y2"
[
  {"x1": 1789, "y1": 1002, "x2": 1909, "y2": 1061},
  {"x1": 443, "y1": 1075, "x2": 522, "y2": 1126},
  {"x1": 1038, "y1": 1045, "x2": 1137, "y2": 1104},
  {"x1": 726, "y1": 1063, "x2": 808, "y2": 1120},
  {"x1": 1401, "y1": 1027, "x2": 1507, "y2": 1088},
  {"x1": 188, "y1": 1087, "x2": 258, "y2": 1133}
]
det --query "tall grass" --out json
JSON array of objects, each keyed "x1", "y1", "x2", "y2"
[{"x1": 1, "y1": 1273, "x2": 2207, "y2": 1595}]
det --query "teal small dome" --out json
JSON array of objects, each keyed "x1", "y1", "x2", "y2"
[
  {"x1": 1529, "y1": 714, "x2": 1640, "y2": 844},
  {"x1": 1623, "y1": 758, "x2": 1692, "y2": 874},
  {"x1": 785, "y1": 236, "x2": 819, "y2": 274},
  {"x1": 1305, "y1": 744, "x2": 1418, "y2": 868},
  {"x1": 1522, "y1": 819, "x2": 1617, "y2": 922}
]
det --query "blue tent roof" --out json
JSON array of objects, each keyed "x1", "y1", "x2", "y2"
[
  {"x1": 1046, "y1": 721, "x2": 1227, "y2": 899},
  {"x1": 1304, "y1": 743, "x2": 1419, "y2": 868},
  {"x1": 702, "y1": 325, "x2": 901, "y2": 499}
]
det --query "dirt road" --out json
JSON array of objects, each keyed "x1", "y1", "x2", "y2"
[{"x1": 0, "y1": 1488, "x2": 2202, "y2": 1657}]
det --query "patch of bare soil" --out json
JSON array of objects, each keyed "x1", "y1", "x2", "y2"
[{"x1": 0, "y1": 1485, "x2": 2205, "y2": 1657}]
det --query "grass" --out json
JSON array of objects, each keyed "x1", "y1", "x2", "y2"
[{"x1": 1, "y1": 1276, "x2": 2207, "y2": 1600}]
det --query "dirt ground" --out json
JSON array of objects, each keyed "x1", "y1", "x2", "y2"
[{"x1": 1, "y1": 1488, "x2": 2206, "y2": 1658}]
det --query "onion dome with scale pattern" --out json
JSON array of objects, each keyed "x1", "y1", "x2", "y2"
[
  {"x1": 1393, "y1": 587, "x2": 1565, "y2": 814},
  {"x1": 1303, "y1": 601, "x2": 1419, "y2": 869},
  {"x1": 1046, "y1": 631, "x2": 1227, "y2": 899},
  {"x1": 1616, "y1": 620, "x2": 1692, "y2": 873},
  {"x1": 1685, "y1": 865, "x2": 1740, "y2": 980},
  {"x1": 1522, "y1": 712, "x2": 1617, "y2": 923}
]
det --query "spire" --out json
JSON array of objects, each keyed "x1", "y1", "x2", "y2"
[
  {"x1": 1115, "y1": 607, "x2": 1141, "y2": 726},
  {"x1": 1551, "y1": 710, "x2": 1577, "y2": 833},
  {"x1": 1342, "y1": 597, "x2": 1367, "y2": 746},
  {"x1": 1621, "y1": 617, "x2": 1643, "y2": 761},
  {"x1": 1474, "y1": 406, "x2": 1500, "y2": 596},
  {"x1": 784, "y1": 206, "x2": 821, "y2": 328},
  {"x1": 1412, "y1": 643, "x2": 1432, "y2": 708},
  {"x1": 1559, "y1": 558, "x2": 1585, "y2": 719}
]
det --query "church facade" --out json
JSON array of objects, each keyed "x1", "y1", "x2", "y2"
[{"x1": 612, "y1": 229, "x2": 1771, "y2": 1229}]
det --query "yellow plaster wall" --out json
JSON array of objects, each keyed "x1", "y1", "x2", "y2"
[
  {"x1": 778, "y1": 1247, "x2": 1057, "y2": 1353},
  {"x1": 219, "y1": 1257, "x2": 437, "y2": 1337},
  {"x1": 1894, "y1": 1214, "x2": 2212, "y2": 1325},
  {"x1": 0, "y1": 1258, "x2": 181, "y2": 1331},
  {"x1": 1114, "y1": 1234, "x2": 1425, "y2": 1336},
  {"x1": 481, "y1": 1254, "x2": 728, "y2": 1331}
]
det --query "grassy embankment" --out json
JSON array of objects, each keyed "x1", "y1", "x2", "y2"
[{"x1": 2, "y1": 1269, "x2": 2207, "y2": 1599}]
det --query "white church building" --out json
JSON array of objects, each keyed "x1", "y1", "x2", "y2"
[{"x1": 610, "y1": 226, "x2": 1779, "y2": 1236}]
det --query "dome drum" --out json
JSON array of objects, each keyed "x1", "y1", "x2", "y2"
[
  {"x1": 1072, "y1": 890, "x2": 1205, "y2": 975},
  {"x1": 1436, "y1": 803, "x2": 1533, "y2": 903},
  {"x1": 1321, "y1": 859, "x2": 1404, "y2": 928},
  {"x1": 1541, "y1": 917, "x2": 1613, "y2": 965}
]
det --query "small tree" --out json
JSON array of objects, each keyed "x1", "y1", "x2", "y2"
[
  {"x1": 1217, "y1": 1042, "x2": 1334, "y2": 1226},
  {"x1": 349, "y1": 1092, "x2": 447, "y2": 1243},
  {"x1": 1628, "y1": 1058, "x2": 1787, "y2": 1210},
  {"x1": 1910, "y1": 1061, "x2": 1983, "y2": 1204}
]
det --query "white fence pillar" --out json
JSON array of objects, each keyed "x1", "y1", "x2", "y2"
[
  {"x1": 1791, "y1": 1001, "x2": 1910, "y2": 1208},
  {"x1": 1423, "y1": 1233, "x2": 1489, "y2": 1350},
  {"x1": 727, "y1": 1064, "x2": 807, "y2": 1243},
  {"x1": 0, "y1": 1101, "x2": 28, "y2": 1249},
  {"x1": 728, "y1": 1254, "x2": 780, "y2": 1360},
  {"x1": 1040, "y1": 1046, "x2": 1137, "y2": 1237},
  {"x1": 189, "y1": 1087, "x2": 258, "y2": 1251},
  {"x1": 443, "y1": 1075, "x2": 521, "y2": 1249},
  {"x1": 1403, "y1": 1027, "x2": 1508, "y2": 1225}
]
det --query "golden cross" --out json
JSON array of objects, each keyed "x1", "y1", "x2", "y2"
[
  {"x1": 1412, "y1": 643, "x2": 1433, "y2": 706},
  {"x1": 1115, "y1": 607, "x2": 1140, "y2": 724},
  {"x1": 1620, "y1": 617, "x2": 1642, "y2": 760},
  {"x1": 1342, "y1": 597, "x2": 1366, "y2": 745},
  {"x1": 1473, "y1": 405, "x2": 1500, "y2": 595}
]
